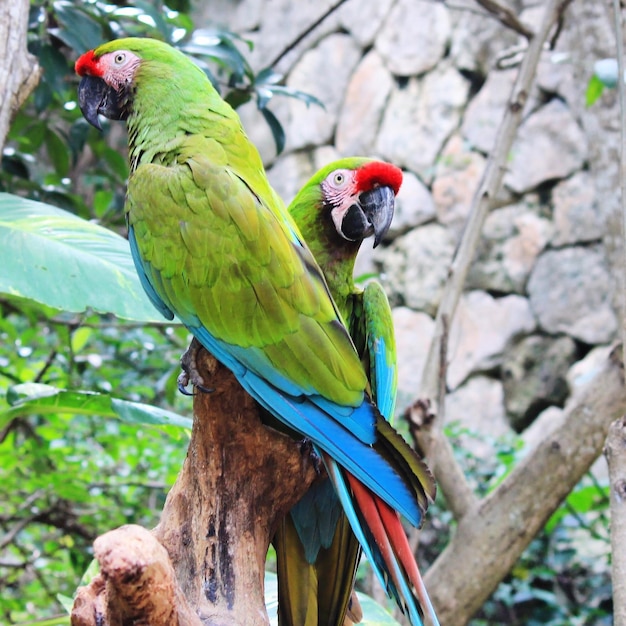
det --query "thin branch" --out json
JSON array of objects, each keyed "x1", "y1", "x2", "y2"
[
  {"x1": 268, "y1": 0, "x2": 350, "y2": 69},
  {"x1": 426, "y1": 346, "x2": 625, "y2": 625},
  {"x1": 612, "y1": 0, "x2": 626, "y2": 367},
  {"x1": 407, "y1": 317, "x2": 477, "y2": 519},
  {"x1": 605, "y1": 416, "x2": 626, "y2": 626},
  {"x1": 472, "y1": 0, "x2": 534, "y2": 39},
  {"x1": 0, "y1": 488, "x2": 47, "y2": 521},
  {"x1": 605, "y1": 16, "x2": 626, "y2": 626},
  {"x1": 0, "y1": 515, "x2": 37, "y2": 550},
  {"x1": 413, "y1": 0, "x2": 573, "y2": 517},
  {"x1": 33, "y1": 349, "x2": 58, "y2": 383}
]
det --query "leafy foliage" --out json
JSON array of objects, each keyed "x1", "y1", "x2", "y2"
[
  {"x1": 586, "y1": 58, "x2": 623, "y2": 107},
  {"x1": 0, "y1": 2, "x2": 319, "y2": 622},
  {"x1": 0, "y1": 302, "x2": 191, "y2": 622},
  {"x1": 2, "y1": 0, "x2": 322, "y2": 220}
]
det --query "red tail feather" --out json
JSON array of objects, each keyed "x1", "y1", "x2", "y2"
[
  {"x1": 346, "y1": 473, "x2": 405, "y2": 593},
  {"x1": 347, "y1": 471, "x2": 435, "y2": 623}
]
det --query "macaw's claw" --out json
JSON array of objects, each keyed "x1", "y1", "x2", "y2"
[
  {"x1": 176, "y1": 371, "x2": 195, "y2": 396},
  {"x1": 299, "y1": 438, "x2": 323, "y2": 474},
  {"x1": 178, "y1": 338, "x2": 215, "y2": 395}
]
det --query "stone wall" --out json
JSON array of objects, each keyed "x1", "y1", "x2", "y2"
[{"x1": 207, "y1": 0, "x2": 621, "y2": 460}]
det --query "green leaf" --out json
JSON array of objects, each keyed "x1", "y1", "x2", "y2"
[
  {"x1": 585, "y1": 75, "x2": 605, "y2": 107},
  {"x1": 45, "y1": 129, "x2": 70, "y2": 178},
  {"x1": 1, "y1": 383, "x2": 192, "y2": 432},
  {"x1": 261, "y1": 84, "x2": 325, "y2": 109},
  {"x1": 357, "y1": 592, "x2": 403, "y2": 625},
  {"x1": 546, "y1": 483, "x2": 609, "y2": 532},
  {"x1": 111, "y1": 398, "x2": 192, "y2": 430},
  {"x1": 50, "y1": 1, "x2": 104, "y2": 52},
  {"x1": 0, "y1": 192, "x2": 169, "y2": 322},
  {"x1": 13, "y1": 616, "x2": 70, "y2": 626},
  {"x1": 259, "y1": 106, "x2": 286, "y2": 155},
  {"x1": 35, "y1": 44, "x2": 70, "y2": 97},
  {"x1": 255, "y1": 67, "x2": 282, "y2": 85},
  {"x1": 78, "y1": 559, "x2": 100, "y2": 587},
  {"x1": 57, "y1": 592, "x2": 74, "y2": 616}
]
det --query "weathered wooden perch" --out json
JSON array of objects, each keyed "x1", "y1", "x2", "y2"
[{"x1": 71, "y1": 341, "x2": 320, "y2": 625}]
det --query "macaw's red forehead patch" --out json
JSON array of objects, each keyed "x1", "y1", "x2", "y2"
[
  {"x1": 75, "y1": 50, "x2": 103, "y2": 77},
  {"x1": 356, "y1": 162, "x2": 403, "y2": 196}
]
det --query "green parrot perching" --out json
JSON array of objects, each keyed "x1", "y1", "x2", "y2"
[
  {"x1": 275, "y1": 158, "x2": 439, "y2": 626},
  {"x1": 75, "y1": 38, "x2": 436, "y2": 625}
]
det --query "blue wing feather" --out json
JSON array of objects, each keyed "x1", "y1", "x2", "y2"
[
  {"x1": 128, "y1": 226, "x2": 175, "y2": 321},
  {"x1": 363, "y1": 281, "x2": 397, "y2": 422},
  {"x1": 371, "y1": 336, "x2": 395, "y2": 420}
]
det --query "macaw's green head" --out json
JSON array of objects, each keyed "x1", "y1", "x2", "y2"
[
  {"x1": 293, "y1": 158, "x2": 403, "y2": 249},
  {"x1": 74, "y1": 37, "x2": 203, "y2": 130}
]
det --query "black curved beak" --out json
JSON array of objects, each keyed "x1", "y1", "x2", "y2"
[
  {"x1": 78, "y1": 75, "x2": 127, "y2": 130},
  {"x1": 361, "y1": 185, "x2": 395, "y2": 247},
  {"x1": 343, "y1": 185, "x2": 395, "y2": 247}
]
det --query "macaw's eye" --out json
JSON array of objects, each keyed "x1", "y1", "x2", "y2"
[
  {"x1": 114, "y1": 53, "x2": 126, "y2": 64},
  {"x1": 334, "y1": 173, "x2": 345, "y2": 185}
]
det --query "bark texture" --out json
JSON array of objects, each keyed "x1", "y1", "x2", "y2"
[
  {"x1": 72, "y1": 344, "x2": 319, "y2": 625},
  {"x1": 424, "y1": 347, "x2": 625, "y2": 625},
  {"x1": 605, "y1": 415, "x2": 626, "y2": 626},
  {"x1": 0, "y1": 0, "x2": 41, "y2": 150}
]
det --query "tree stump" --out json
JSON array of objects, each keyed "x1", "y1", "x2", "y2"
[{"x1": 72, "y1": 341, "x2": 320, "y2": 625}]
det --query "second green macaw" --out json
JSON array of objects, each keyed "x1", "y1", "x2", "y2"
[{"x1": 275, "y1": 158, "x2": 439, "y2": 626}]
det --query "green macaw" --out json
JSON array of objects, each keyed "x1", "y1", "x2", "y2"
[
  {"x1": 75, "y1": 38, "x2": 436, "y2": 625},
  {"x1": 275, "y1": 158, "x2": 439, "y2": 626}
]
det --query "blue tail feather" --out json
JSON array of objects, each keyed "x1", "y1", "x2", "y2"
[
  {"x1": 325, "y1": 458, "x2": 425, "y2": 626},
  {"x1": 184, "y1": 324, "x2": 421, "y2": 526}
]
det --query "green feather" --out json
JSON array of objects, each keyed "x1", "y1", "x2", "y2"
[{"x1": 112, "y1": 48, "x2": 369, "y2": 404}]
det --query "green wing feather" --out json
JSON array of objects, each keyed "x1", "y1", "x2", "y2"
[{"x1": 126, "y1": 136, "x2": 368, "y2": 407}]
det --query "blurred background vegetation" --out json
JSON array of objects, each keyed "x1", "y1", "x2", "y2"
[{"x1": 0, "y1": 1, "x2": 612, "y2": 624}]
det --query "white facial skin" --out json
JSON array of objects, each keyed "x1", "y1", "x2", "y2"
[
  {"x1": 97, "y1": 50, "x2": 142, "y2": 89},
  {"x1": 321, "y1": 169, "x2": 360, "y2": 239}
]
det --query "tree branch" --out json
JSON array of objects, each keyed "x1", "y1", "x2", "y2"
[
  {"x1": 605, "y1": 416, "x2": 626, "y2": 626},
  {"x1": 0, "y1": 0, "x2": 41, "y2": 150},
  {"x1": 425, "y1": 347, "x2": 625, "y2": 625},
  {"x1": 267, "y1": 0, "x2": 350, "y2": 70},
  {"x1": 72, "y1": 525, "x2": 203, "y2": 626},
  {"x1": 612, "y1": 0, "x2": 626, "y2": 368},
  {"x1": 71, "y1": 343, "x2": 319, "y2": 625},
  {"x1": 472, "y1": 0, "x2": 534, "y2": 39},
  {"x1": 411, "y1": 0, "x2": 574, "y2": 517}
]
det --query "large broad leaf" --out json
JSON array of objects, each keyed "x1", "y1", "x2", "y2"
[
  {"x1": 0, "y1": 193, "x2": 168, "y2": 322},
  {"x1": 2, "y1": 382, "x2": 192, "y2": 434}
]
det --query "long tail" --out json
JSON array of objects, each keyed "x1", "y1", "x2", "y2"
[
  {"x1": 273, "y1": 501, "x2": 361, "y2": 626},
  {"x1": 325, "y1": 456, "x2": 440, "y2": 626}
]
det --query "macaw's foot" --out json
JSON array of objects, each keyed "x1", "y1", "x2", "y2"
[
  {"x1": 178, "y1": 338, "x2": 215, "y2": 395},
  {"x1": 299, "y1": 438, "x2": 323, "y2": 474}
]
